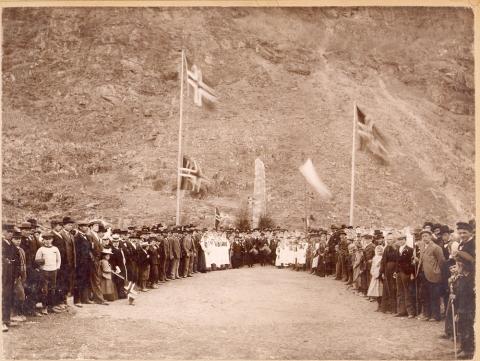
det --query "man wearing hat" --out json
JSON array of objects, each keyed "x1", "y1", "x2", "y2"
[
  {"x1": 395, "y1": 235, "x2": 415, "y2": 318},
  {"x1": 3, "y1": 224, "x2": 19, "y2": 331},
  {"x1": 18, "y1": 221, "x2": 42, "y2": 317},
  {"x1": 109, "y1": 234, "x2": 127, "y2": 298},
  {"x1": 456, "y1": 222, "x2": 475, "y2": 259},
  {"x1": 451, "y1": 251, "x2": 475, "y2": 359},
  {"x1": 417, "y1": 229, "x2": 445, "y2": 321},
  {"x1": 51, "y1": 220, "x2": 68, "y2": 313},
  {"x1": 73, "y1": 221, "x2": 93, "y2": 306},
  {"x1": 60, "y1": 217, "x2": 76, "y2": 300}
]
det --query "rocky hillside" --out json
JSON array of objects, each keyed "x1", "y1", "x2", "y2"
[{"x1": 2, "y1": 7, "x2": 475, "y2": 229}]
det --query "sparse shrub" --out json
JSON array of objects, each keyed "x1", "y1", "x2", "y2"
[
  {"x1": 258, "y1": 214, "x2": 275, "y2": 229},
  {"x1": 235, "y1": 205, "x2": 251, "y2": 231},
  {"x1": 152, "y1": 178, "x2": 166, "y2": 191}
]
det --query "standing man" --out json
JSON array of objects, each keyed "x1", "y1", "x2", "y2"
[
  {"x1": 52, "y1": 220, "x2": 68, "y2": 312},
  {"x1": 395, "y1": 235, "x2": 415, "y2": 318},
  {"x1": 182, "y1": 232, "x2": 194, "y2": 277},
  {"x1": 417, "y1": 229, "x2": 445, "y2": 322},
  {"x1": 2, "y1": 224, "x2": 18, "y2": 332},
  {"x1": 171, "y1": 231, "x2": 181, "y2": 279},
  {"x1": 456, "y1": 222, "x2": 475, "y2": 259},
  {"x1": 60, "y1": 217, "x2": 76, "y2": 303},
  {"x1": 73, "y1": 221, "x2": 92, "y2": 307}
]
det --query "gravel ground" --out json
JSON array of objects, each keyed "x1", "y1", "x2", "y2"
[{"x1": 3, "y1": 266, "x2": 456, "y2": 359}]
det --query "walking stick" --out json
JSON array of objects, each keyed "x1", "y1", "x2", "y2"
[{"x1": 452, "y1": 301, "x2": 457, "y2": 360}]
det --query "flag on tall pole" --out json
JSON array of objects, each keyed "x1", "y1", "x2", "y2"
[
  {"x1": 175, "y1": 50, "x2": 186, "y2": 226},
  {"x1": 356, "y1": 105, "x2": 390, "y2": 162},
  {"x1": 187, "y1": 64, "x2": 217, "y2": 107},
  {"x1": 299, "y1": 159, "x2": 332, "y2": 200},
  {"x1": 179, "y1": 155, "x2": 208, "y2": 193}
]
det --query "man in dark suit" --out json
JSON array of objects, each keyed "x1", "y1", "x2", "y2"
[
  {"x1": 456, "y1": 222, "x2": 475, "y2": 259},
  {"x1": 394, "y1": 235, "x2": 415, "y2": 318},
  {"x1": 73, "y1": 221, "x2": 92, "y2": 306},
  {"x1": 19, "y1": 221, "x2": 43, "y2": 316},
  {"x1": 60, "y1": 217, "x2": 76, "y2": 301},
  {"x1": 52, "y1": 220, "x2": 68, "y2": 312},
  {"x1": 417, "y1": 229, "x2": 445, "y2": 321},
  {"x1": 170, "y1": 232, "x2": 181, "y2": 279},
  {"x1": 3, "y1": 224, "x2": 19, "y2": 331},
  {"x1": 110, "y1": 234, "x2": 127, "y2": 299}
]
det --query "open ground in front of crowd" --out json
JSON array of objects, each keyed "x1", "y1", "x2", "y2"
[{"x1": 3, "y1": 266, "x2": 455, "y2": 360}]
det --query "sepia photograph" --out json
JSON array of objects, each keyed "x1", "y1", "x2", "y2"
[{"x1": 1, "y1": 4, "x2": 475, "y2": 360}]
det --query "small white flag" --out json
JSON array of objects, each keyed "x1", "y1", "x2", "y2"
[{"x1": 299, "y1": 159, "x2": 332, "y2": 200}]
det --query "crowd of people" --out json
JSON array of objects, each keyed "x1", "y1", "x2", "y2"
[{"x1": 2, "y1": 217, "x2": 475, "y2": 359}]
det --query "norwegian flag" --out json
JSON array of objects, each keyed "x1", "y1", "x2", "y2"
[
  {"x1": 187, "y1": 64, "x2": 217, "y2": 107},
  {"x1": 356, "y1": 106, "x2": 390, "y2": 162},
  {"x1": 179, "y1": 156, "x2": 207, "y2": 192}
]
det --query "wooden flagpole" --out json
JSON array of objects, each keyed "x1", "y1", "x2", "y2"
[
  {"x1": 176, "y1": 49, "x2": 185, "y2": 226},
  {"x1": 349, "y1": 102, "x2": 357, "y2": 226}
]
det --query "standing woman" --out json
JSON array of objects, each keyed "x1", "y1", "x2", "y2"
[
  {"x1": 100, "y1": 249, "x2": 118, "y2": 302},
  {"x1": 245, "y1": 238, "x2": 256, "y2": 268},
  {"x1": 316, "y1": 233, "x2": 327, "y2": 277},
  {"x1": 380, "y1": 233, "x2": 398, "y2": 314}
]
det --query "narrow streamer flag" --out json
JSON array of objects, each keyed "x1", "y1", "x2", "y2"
[
  {"x1": 299, "y1": 159, "x2": 332, "y2": 200},
  {"x1": 356, "y1": 106, "x2": 390, "y2": 162},
  {"x1": 187, "y1": 64, "x2": 217, "y2": 107},
  {"x1": 214, "y1": 207, "x2": 222, "y2": 229}
]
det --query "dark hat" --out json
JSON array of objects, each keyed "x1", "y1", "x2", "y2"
[
  {"x1": 374, "y1": 229, "x2": 383, "y2": 236},
  {"x1": 419, "y1": 229, "x2": 432, "y2": 236},
  {"x1": 457, "y1": 222, "x2": 473, "y2": 233},
  {"x1": 51, "y1": 219, "x2": 62, "y2": 227},
  {"x1": 19, "y1": 222, "x2": 32, "y2": 229},
  {"x1": 363, "y1": 234, "x2": 373, "y2": 240},
  {"x1": 27, "y1": 218, "x2": 38, "y2": 227},
  {"x1": 127, "y1": 226, "x2": 135, "y2": 230},
  {"x1": 439, "y1": 225, "x2": 454, "y2": 235},
  {"x1": 35, "y1": 258, "x2": 45, "y2": 267},
  {"x1": 338, "y1": 230, "x2": 347, "y2": 236},
  {"x1": 455, "y1": 251, "x2": 474, "y2": 266},
  {"x1": 97, "y1": 225, "x2": 108, "y2": 233},
  {"x1": 340, "y1": 224, "x2": 347, "y2": 229},
  {"x1": 112, "y1": 228, "x2": 122, "y2": 234},
  {"x1": 423, "y1": 222, "x2": 434, "y2": 229},
  {"x1": 432, "y1": 223, "x2": 442, "y2": 231},
  {"x1": 12, "y1": 231, "x2": 22, "y2": 239},
  {"x1": 78, "y1": 220, "x2": 89, "y2": 227},
  {"x1": 62, "y1": 216, "x2": 76, "y2": 225},
  {"x1": 2, "y1": 224, "x2": 15, "y2": 232}
]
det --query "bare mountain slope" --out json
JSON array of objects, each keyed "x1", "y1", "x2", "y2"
[{"x1": 2, "y1": 7, "x2": 474, "y2": 228}]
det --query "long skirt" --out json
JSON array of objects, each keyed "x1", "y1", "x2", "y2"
[
  {"x1": 367, "y1": 277, "x2": 383, "y2": 297},
  {"x1": 100, "y1": 277, "x2": 118, "y2": 302}
]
